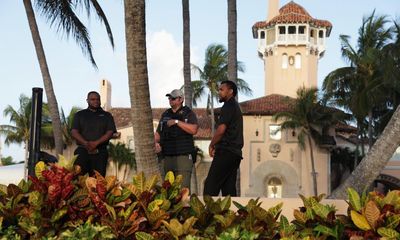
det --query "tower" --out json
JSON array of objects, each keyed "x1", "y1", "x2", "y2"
[
  {"x1": 252, "y1": 1, "x2": 332, "y2": 98},
  {"x1": 100, "y1": 79, "x2": 112, "y2": 111}
]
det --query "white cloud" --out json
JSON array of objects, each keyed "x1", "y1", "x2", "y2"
[{"x1": 147, "y1": 30, "x2": 200, "y2": 107}]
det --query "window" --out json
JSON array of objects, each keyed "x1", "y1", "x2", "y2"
[
  {"x1": 282, "y1": 54, "x2": 288, "y2": 69},
  {"x1": 298, "y1": 26, "x2": 305, "y2": 34},
  {"x1": 319, "y1": 30, "x2": 324, "y2": 38},
  {"x1": 260, "y1": 31, "x2": 265, "y2": 39},
  {"x1": 269, "y1": 125, "x2": 281, "y2": 140},
  {"x1": 310, "y1": 29, "x2": 314, "y2": 37},
  {"x1": 288, "y1": 26, "x2": 296, "y2": 34},
  {"x1": 266, "y1": 177, "x2": 282, "y2": 198},
  {"x1": 295, "y1": 53, "x2": 301, "y2": 69},
  {"x1": 279, "y1": 26, "x2": 286, "y2": 34}
]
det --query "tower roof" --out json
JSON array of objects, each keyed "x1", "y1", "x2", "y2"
[{"x1": 252, "y1": 1, "x2": 332, "y2": 38}]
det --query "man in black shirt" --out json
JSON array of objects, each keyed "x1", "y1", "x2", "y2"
[
  {"x1": 204, "y1": 80, "x2": 243, "y2": 196},
  {"x1": 154, "y1": 89, "x2": 198, "y2": 189},
  {"x1": 71, "y1": 91, "x2": 116, "y2": 176}
]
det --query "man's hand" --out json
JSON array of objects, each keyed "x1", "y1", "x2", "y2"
[
  {"x1": 167, "y1": 119, "x2": 178, "y2": 127},
  {"x1": 155, "y1": 142, "x2": 162, "y2": 153},
  {"x1": 209, "y1": 144, "x2": 215, "y2": 157},
  {"x1": 86, "y1": 141, "x2": 98, "y2": 152}
]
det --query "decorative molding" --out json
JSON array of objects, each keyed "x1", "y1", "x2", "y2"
[{"x1": 269, "y1": 143, "x2": 281, "y2": 157}]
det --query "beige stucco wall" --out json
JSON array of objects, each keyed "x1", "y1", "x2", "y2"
[
  {"x1": 264, "y1": 46, "x2": 319, "y2": 98},
  {"x1": 241, "y1": 115, "x2": 330, "y2": 198}
]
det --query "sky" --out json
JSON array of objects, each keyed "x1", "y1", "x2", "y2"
[{"x1": 0, "y1": 0, "x2": 399, "y2": 162}]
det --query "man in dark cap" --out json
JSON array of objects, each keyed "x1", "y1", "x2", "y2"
[{"x1": 154, "y1": 89, "x2": 198, "y2": 189}]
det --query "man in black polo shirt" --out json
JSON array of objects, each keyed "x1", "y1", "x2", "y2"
[
  {"x1": 71, "y1": 91, "x2": 116, "y2": 176},
  {"x1": 154, "y1": 89, "x2": 198, "y2": 189},
  {"x1": 204, "y1": 80, "x2": 243, "y2": 196}
]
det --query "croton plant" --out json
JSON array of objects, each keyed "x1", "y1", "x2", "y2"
[{"x1": 1, "y1": 156, "x2": 400, "y2": 239}]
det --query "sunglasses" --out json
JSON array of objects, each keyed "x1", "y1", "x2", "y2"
[{"x1": 168, "y1": 97, "x2": 179, "y2": 101}]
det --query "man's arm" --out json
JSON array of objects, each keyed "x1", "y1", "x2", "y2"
[
  {"x1": 167, "y1": 120, "x2": 198, "y2": 135},
  {"x1": 71, "y1": 129, "x2": 88, "y2": 146},
  {"x1": 208, "y1": 123, "x2": 227, "y2": 157},
  {"x1": 154, "y1": 131, "x2": 162, "y2": 153},
  {"x1": 87, "y1": 130, "x2": 114, "y2": 151}
]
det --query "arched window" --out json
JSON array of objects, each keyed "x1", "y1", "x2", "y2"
[
  {"x1": 266, "y1": 177, "x2": 282, "y2": 198},
  {"x1": 282, "y1": 54, "x2": 288, "y2": 69},
  {"x1": 319, "y1": 30, "x2": 324, "y2": 38},
  {"x1": 260, "y1": 31, "x2": 265, "y2": 39},
  {"x1": 295, "y1": 53, "x2": 301, "y2": 69}
]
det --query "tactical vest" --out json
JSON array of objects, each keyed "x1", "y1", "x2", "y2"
[{"x1": 159, "y1": 106, "x2": 195, "y2": 156}]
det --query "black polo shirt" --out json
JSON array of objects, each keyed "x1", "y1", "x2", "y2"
[
  {"x1": 216, "y1": 97, "x2": 243, "y2": 158},
  {"x1": 72, "y1": 108, "x2": 116, "y2": 149}
]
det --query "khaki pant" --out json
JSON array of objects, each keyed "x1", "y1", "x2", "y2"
[{"x1": 164, "y1": 154, "x2": 193, "y2": 189}]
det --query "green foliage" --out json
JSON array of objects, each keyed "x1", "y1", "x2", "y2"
[
  {"x1": 0, "y1": 156, "x2": 14, "y2": 166},
  {"x1": 4, "y1": 161, "x2": 400, "y2": 239}
]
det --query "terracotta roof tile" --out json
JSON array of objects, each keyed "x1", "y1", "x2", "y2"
[
  {"x1": 109, "y1": 107, "x2": 212, "y2": 139},
  {"x1": 252, "y1": 1, "x2": 332, "y2": 37},
  {"x1": 239, "y1": 94, "x2": 294, "y2": 115}
]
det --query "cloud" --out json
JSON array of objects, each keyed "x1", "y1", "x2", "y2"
[{"x1": 147, "y1": 30, "x2": 199, "y2": 107}]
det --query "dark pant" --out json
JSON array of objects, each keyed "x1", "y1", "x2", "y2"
[
  {"x1": 74, "y1": 147, "x2": 108, "y2": 176},
  {"x1": 203, "y1": 149, "x2": 241, "y2": 196},
  {"x1": 164, "y1": 154, "x2": 193, "y2": 189}
]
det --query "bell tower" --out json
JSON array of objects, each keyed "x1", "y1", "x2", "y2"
[{"x1": 252, "y1": 1, "x2": 332, "y2": 98}]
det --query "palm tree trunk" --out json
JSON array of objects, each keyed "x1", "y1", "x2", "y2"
[
  {"x1": 23, "y1": 0, "x2": 64, "y2": 156},
  {"x1": 124, "y1": 0, "x2": 160, "y2": 177},
  {"x1": 368, "y1": 110, "x2": 374, "y2": 147},
  {"x1": 227, "y1": 0, "x2": 237, "y2": 85},
  {"x1": 210, "y1": 89, "x2": 215, "y2": 136},
  {"x1": 182, "y1": 0, "x2": 192, "y2": 109},
  {"x1": 330, "y1": 105, "x2": 400, "y2": 199},
  {"x1": 307, "y1": 134, "x2": 318, "y2": 196},
  {"x1": 354, "y1": 124, "x2": 360, "y2": 169},
  {"x1": 24, "y1": 140, "x2": 29, "y2": 180}
]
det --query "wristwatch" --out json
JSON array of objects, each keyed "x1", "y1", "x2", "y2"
[{"x1": 175, "y1": 119, "x2": 179, "y2": 125}]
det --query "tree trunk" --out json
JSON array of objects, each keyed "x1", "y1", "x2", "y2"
[
  {"x1": 307, "y1": 134, "x2": 318, "y2": 196},
  {"x1": 330, "y1": 105, "x2": 400, "y2": 199},
  {"x1": 24, "y1": 140, "x2": 29, "y2": 180},
  {"x1": 368, "y1": 110, "x2": 374, "y2": 147},
  {"x1": 210, "y1": 88, "x2": 215, "y2": 137},
  {"x1": 227, "y1": 0, "x2": 237, "y2": 85},
  {"x1": 23, "y1": 0, "x2": 64, "y2": 156},
  {"x1": 182, "y1": 0, "x2": 192, "y2": 109},
  {"x1": 124, "y1": 0, "x2": 160, "y2": 177},
  {"x1": 354, "y1": 124, "x2": 360, "y2": 170}
]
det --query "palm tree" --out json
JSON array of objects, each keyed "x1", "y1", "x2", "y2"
[
  {"x1": 0, "y1": 94, "x2": 52, "y2": 177},
  {"x1": 124, "y1": 0, "x2": 160, "y2": 177},
  {"x1": 274, "y1": 87, "x2": 345, "y2": 196},
  {"x1": 60, "y1": 106, "x2": 82, "y2": 148},
  {"x1": 191, "y1": 44, "x2": 251, "y2": 135},
  {"x1": 330, "y1": 105, "x2": 400, "y2": 199},
  {"x1": 108, "y1": 142, "x2": 136, "y2": 181},
  {"x1": 323, "y1": 11, "x2": 392, "y2": 150},
  {"x1": 22, "y1": 0, "x2": 114, "y2": 156},
  {"x1": 182, "y1": 0, "x2": 192, "y2": 109},
  {"x1": 227, "y1": 0, "x2": 238, "y2": 85}
]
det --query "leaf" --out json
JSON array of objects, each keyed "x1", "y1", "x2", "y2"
[
  {"x1": 7, "y1": 184, "x2": 22, "y2": 197},
  {"x1": 145, "y1": 174, "x2": 159, "y2": 192},
  {"x1": 314, "y1": 225, "x2": 336, "y2": 237},
  {"x1": 35, "y1": 161, "x2": 46, "y2": 179},
  {"x1": 220, "y1": 196, "x2": 231, "y2": 211},
  {"x1": 312, "y1": 202, "x2": 330, "y2": 220},
  {"x1": 377, "y1": 227, "x2": 400, "y2": 238},
  {"x1": 386, "y1": 215, "x2": 400, "y2": 229},
  {"x1": 268, "y1": 202, "x2": 283, "y2": 218},
  {"x1": 51, "y1": 207, "x2": 68, "y2": 223},
  {"x1": 162, "y1": 218, "x2": 183, "y2": 238},
  {"x1": 182, "y1": 216, "x2": 198, "y2": 235},
  {"x1": 294, "y1": 209, "x2": 308, "y2": 224},
  {"x1": 135, "y1": 231, "x2": 155, "y2": 240},
  {"x1": 132, "y1": 172, "x2": 145, "y2": 194},
  {"x1": 347, "y1": 188, "x2": 362, "y2": 211},
  {"x1": 364, "y1": 200, "x2": 380, "y2": 229},
  {"x1": 28, "y1": 191, "x2": 43, "y2": 208},
  {"x1": 148, "y1": 199, "x2": 164, "y2": 212},
  {"x1": 190, "y1": 195, "x2": 205, "y2": 217},
  {"x1": 105, "y1": 176, "x2": 117, "y2": 191},
  {"x1": 165, "y1": 171, "x2": 175, "y2": 184},
  {"x1": 350, "y1": 210, "x2": 371, "y2": 231},
  {"x1": 105, "y1": 203, "x2": 117, "y2": 221},
  {"x1": 384, "y1": 190, "x2": 399, "y2": 206}
]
